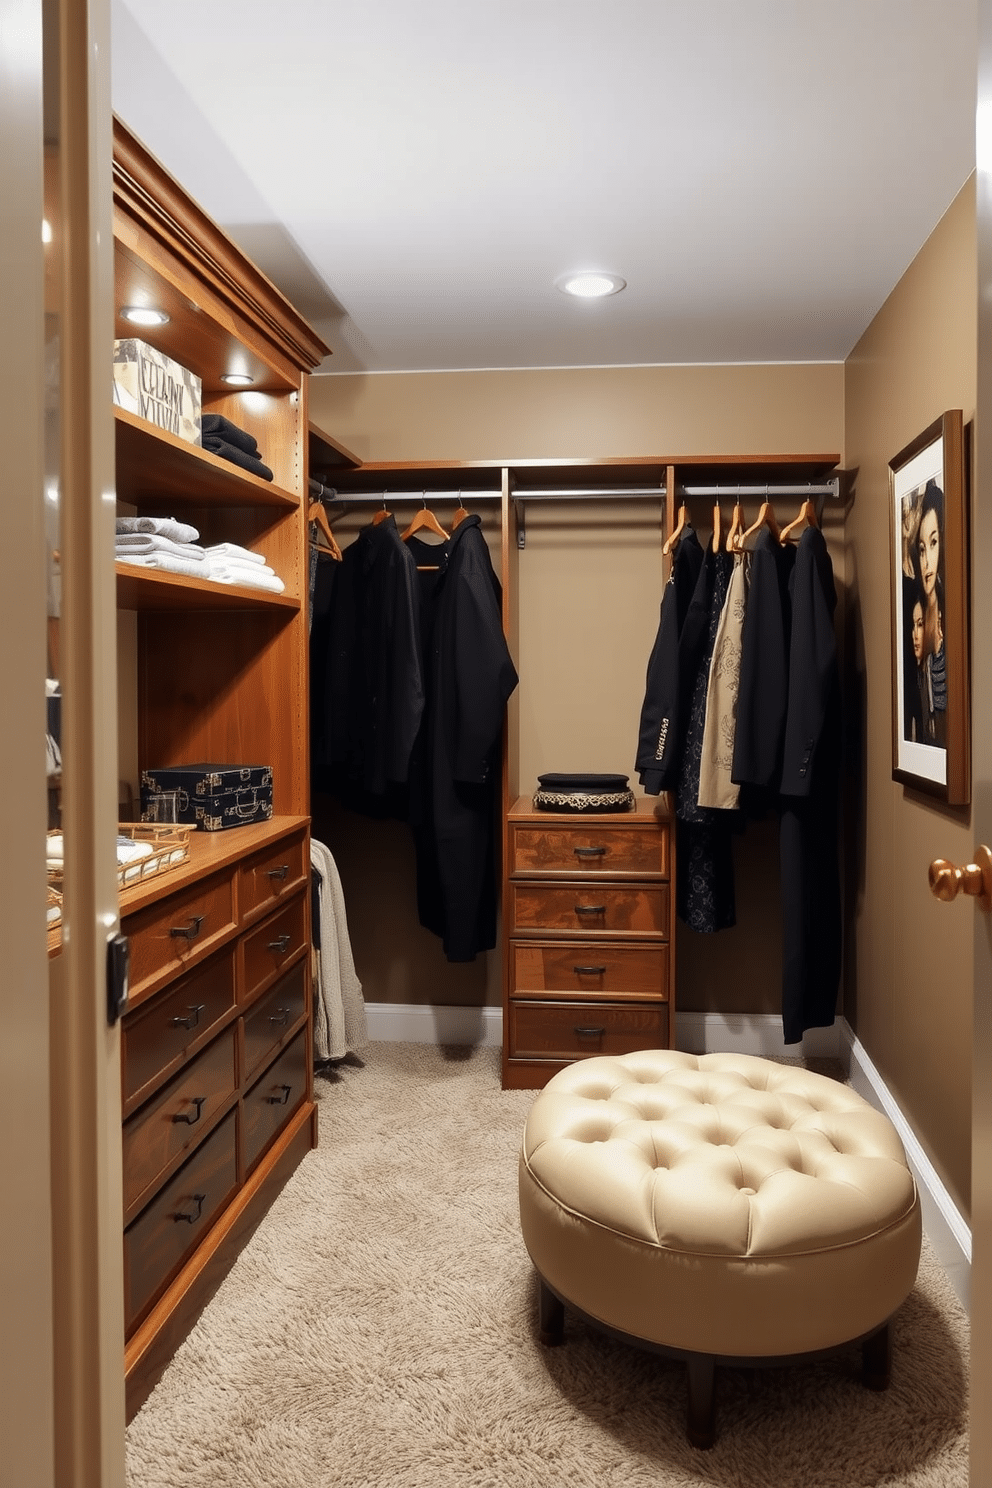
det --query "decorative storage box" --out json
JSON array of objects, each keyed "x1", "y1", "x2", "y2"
[
  {"x1": 140, "y1": 764, "x2": 273, "y2": 831},
  {"x1": 113, "y1": 338, "x2": 202, "y2": 444}
]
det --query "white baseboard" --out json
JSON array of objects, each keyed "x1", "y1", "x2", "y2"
[
  {"x1": 365, "y1": 1002, "x2": 971, "y2": 1313},
  {"x1": 365, "y1": 1001, "x2": 503, "y2": 1047}
]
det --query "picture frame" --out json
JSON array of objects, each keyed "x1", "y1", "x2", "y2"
[{"x1": 888, "y1": 409, "x2": 969, "y2": 804}]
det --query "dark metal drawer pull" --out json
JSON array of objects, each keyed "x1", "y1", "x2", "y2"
[
  {"x1": 267, "y1": 864, "x2": 290, "y2": 881},
  {"x1": 269, "y1": 1007, "x2": 291, "y2": 1027},
  {"x1": 574, "y1": 845, "x2": 607, "y2": 858},
  {"x1": 169, "y1": 1003, "x2": 206, "y2": 1030},
  {"x1": 574, "y1": 1025, "x2": 606, "y2": 1037},
  {"x1": 174, "y1": 1193, "x2": 206, "y2": 1224},
  {"x1": 267, "y1": 1083, "x2": 292, "y2": 1106},
  {"x1": 574, "y1": 904, "x2": 606, "y2": 915},
  {"x1": 173, "y1": 1096, "x2": 206, "y2": 1126},
  {"x1": 267, "y1": 934, "x2": 292, "y2": 954},
  {"x1": 573, "y1": 965, "x2": 607, "y2": 975},
  {"x1": 170, "y1": 915, "x2": 205, "y2": 943}
]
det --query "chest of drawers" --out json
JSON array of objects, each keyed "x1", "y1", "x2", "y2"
[{"x1": 502, "y1": 795, "x2": 674, "y2": 1088}]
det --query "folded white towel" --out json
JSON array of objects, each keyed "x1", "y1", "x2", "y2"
[
  {"x1": 209, "y1": 565, "x2": 285, "y2": 594},
  {"x1": 114, "y1": 534, "x2": 206, "y2": 560},
  {"x1": 116, "y1": 516, "x2": 200, "y2": 543},
  {"x1": 205, "y1": 542, "x2": 266, "y2": 565},
  {"x1": 205, "y1": 558, "x2": 276, "y2": 579},
  {"x1": 116, "y1": 552, "x2": 211, "y2": 580}
]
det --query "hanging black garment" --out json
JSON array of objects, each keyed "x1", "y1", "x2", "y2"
[
  {"x1": 779, "y1": 527, "x2": 842, "y2": 1044},
  {"x1": 406, "y1": 516, "x2": 518, "y2": 962},
  {"x1": 731, "y1": 528, "x2": 796, "y2": 806},
  {"x1": 309, "y1": 554, "x2": 339, "y2": 794},
  {"x1": 675, "y1": 547, "x2": 736, "y2": 932},
  {"x1": 635, "y1": 527, "x2": 705, "y2": 794},
  {"x1": 322, "y1": 515, "x2": 424, "y2": 802}
]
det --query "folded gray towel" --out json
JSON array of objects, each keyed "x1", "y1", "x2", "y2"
[{"x1": 115, "y1": 515, "x2": 200, "y2": 543}]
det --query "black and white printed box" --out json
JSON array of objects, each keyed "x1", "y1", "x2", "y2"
[{"x1": 113, "y1": 338, "x2": 202, "y2": 445}]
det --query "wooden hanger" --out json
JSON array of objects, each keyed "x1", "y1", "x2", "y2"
[
  {"x1": 740, "y1": 498, "x2": 780, "y2": 547},
  {"x1": 662, "y1": 502, "x2": 687, "y2": 556},
  {"x1": 452, "y1": 492, "x2": 471, "y2": 529},
  {"x1": 307, "y1": 498, "x2": 342, "y2": 561},
  {"x1": 712, "y1": 500, "x2": 722, "y2": 554},
  {"x1": 371, "y1": 494, "x2": 392, "y2": 526},
  {"x1": 726, "y1": 498, "x2": 746, "y2": 553},
  {"x1": 779, "y1": 496, "x2": 818, "y2": 544},
  {"x1": 401, "y1": 496, "x2": 449, "y2": 543}
]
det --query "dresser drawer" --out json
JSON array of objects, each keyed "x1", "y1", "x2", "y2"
[
  {"x1": 243, "y1": 1032, "x2": 308, "y2": 1174},
  {"x1": 122, "y1": 1026, "x2": 237, "y2": 1218},
  {"x1": 124, "y1": 1107, "x2": 238, "y2": 1332},
  {"x1": 243, "y1": 960, "x2": 308, "y2": 1080},
  {"x1": 510, "y1": 821, "x2": 669, "y2": 879},
  {"x1": 241, "y1": 892, "x2": 307, "y2": 1004},
  {"x1": 508, "y1": 1000, "x2": 669, "y2": 1061},
  {"x1": 509, "y1": 882, "x2": 669, "y2": 937},
  {"x1": 239, "y1": 831, "x2": 308, "y2": 924},
  {"x1": 511, "y1": 941, "x2": 669, "y2": 998},
  {"x1": 122, "y1": 948, "x2": 237, "y2": 1112},
  {"x1": 124, "y1": 869, "x2": 236, "y2": 1005}
]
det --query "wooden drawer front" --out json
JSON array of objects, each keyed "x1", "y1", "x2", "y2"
[
  {"x1": 124, "y1": 1107, "x2": 238, "y2": 1332},
  {"x1": 243, "y1": 1032, "x2": 308, "y2": 1174},
  {"x1": 124, "y1": 871, "x2": 236, "y2": 1004},
  {"x1": 241, "y1": 893, "x2": 307, "y2": 1005},
  {"x1": 509, "y1": 882, "x2": 669, "y2": 937},
  {"x1": 509, "y1": 1000, "x2": 669, "y2": 1061},
  {"x1": 122, "y1": 949, "x2": 236, "y2": 1110},
  {"x1": 239, "y1": 832, "x2": 307, "y2": 924},
  {"x1": 122, "y1": 1027, "x2": 237, "y2": 1217},
  {"x1": 243, "y1": 961, "x2": 308, "y2": 1081},
  {"x1": 511, "y1": 941, "x2": 669, "y2": 999},
  {"x1": 511, "y1": 822, "x2": 669, "y2": 879}
]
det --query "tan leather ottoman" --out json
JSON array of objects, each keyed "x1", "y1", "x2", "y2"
[{"x1": 518, "y1": 1049, "x2": 922, "y2": 1446}]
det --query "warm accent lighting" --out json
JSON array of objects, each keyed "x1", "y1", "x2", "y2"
[
  {"x1": 556, "y1": 272, "x2": 626, "y2": 299},
  {"x1": 220, "y1": 373, "x2": 255, "y2": 387},
  {"x1": 121, "y1": 305, "x2": 171, "y2": 327},
  {"x1": 42, "y1": 219, "x2": 52, "y2": 244}
]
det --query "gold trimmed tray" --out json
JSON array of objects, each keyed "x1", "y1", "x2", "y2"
[{"x1": 46, "y1": 824, "x2": 192, "y2": 893}]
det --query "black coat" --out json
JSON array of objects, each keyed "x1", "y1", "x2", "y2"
[
  {"x1": 636, "y1": 528, "x2": 705, "y2": 794},
  {"x1": 731, "y1": 528, "x2": 795, "y2": 802},
  {"x1": 779, "y1": 527, "x2": 842, "y2": 1044},
  {"x1": 406, "y1": 516, "x2": 518, "y2": 961}
]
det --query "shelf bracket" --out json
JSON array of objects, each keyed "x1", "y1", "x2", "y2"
[{"x1": 514, "y1": 498, "x2": 526, "y2": 549}]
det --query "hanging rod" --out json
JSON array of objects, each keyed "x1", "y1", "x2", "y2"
[
  {"x1": 321, "y1": 488, "x2": 503, "y2": 503},
  {"x1": 511, "y1": 486, "x2": 666, "y2": 499},
  {"x1": 679, "y1": 480, "x2": 840, "y2": 499}
]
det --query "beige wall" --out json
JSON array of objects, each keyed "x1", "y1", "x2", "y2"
[
  {"x1": 845, "y1": 179, "x2": 976, "y2": 1215},
  {"x1": 310, "y1": 364, "x2": 845, "y2": 1014}
]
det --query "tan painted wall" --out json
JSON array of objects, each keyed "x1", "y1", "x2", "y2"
[
  {"x1": 309, "y1": 364, "x2": 845, "y2": 1015},
  {"x1": 845, "y1": 179, "x2": 976, "y2": 1215}
]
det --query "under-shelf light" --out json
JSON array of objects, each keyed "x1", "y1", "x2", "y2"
[
  {"x1": 121, "y1": 305, "x2": 170, "y2": 327},
  {"x1": 220, "y1": 373, "x2": 255, "y2": 387}
]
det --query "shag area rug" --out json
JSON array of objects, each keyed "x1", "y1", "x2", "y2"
[{"x1": 126, "y1": 1042, "x2": 969, "y2": 1487}]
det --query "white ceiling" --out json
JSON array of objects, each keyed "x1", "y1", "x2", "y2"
[{"x1": 111, "y1": 0, "x2": 978, "y2": 376}]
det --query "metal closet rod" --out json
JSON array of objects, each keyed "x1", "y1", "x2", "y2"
[
  {"x1": 679, "y1": 480, "x2": 840, "y2": 499},
  {"x1": 314, "y1": 486, "x2": 502, "y2": 502}
]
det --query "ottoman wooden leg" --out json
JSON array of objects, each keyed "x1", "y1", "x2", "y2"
[
  {"x1": 862, "y1": 1321, "x2": 891, "y2": 1391},
  {"x1": 686, "y1": 1352, "x2": 716, "y2": 1449},
  {"x1": 538, "y1": 1277, "x2": 564, "y2": 1346}
]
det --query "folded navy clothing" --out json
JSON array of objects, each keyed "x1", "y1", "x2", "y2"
[
  {"x1": 200, "y1": 413, "x2": 260, "y2": 456},
  {"x1": 202, "y1": 436, "x2": 274, "y2": 482}
]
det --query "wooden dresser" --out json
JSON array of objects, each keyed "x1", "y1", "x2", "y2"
[{"x1": 502, "y1": 795, "x2": 675, "y2": 1089}]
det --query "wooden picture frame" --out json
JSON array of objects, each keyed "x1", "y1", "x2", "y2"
[{"x1": 889, "y1": 410, "x2": 969, "y2": 804}]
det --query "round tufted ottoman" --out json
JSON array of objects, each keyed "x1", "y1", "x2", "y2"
[{"x1": 518, "y1": 1050, "x2": 922, "y2": 1447}]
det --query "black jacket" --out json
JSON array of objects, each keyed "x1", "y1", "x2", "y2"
[
  {"x1": 731, "y1": 528, "x2": 795, "y2": 799},
  {"x1": 636, "y1": 528, "x2": 705, "y2": 794}
]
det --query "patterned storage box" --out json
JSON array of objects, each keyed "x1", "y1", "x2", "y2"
[
  {"x1": 113, "y1": 338, "x2": 202, "y2": 444},
  {"x1": 140, "y1": 764, "x2": 273, "y2": 832}
]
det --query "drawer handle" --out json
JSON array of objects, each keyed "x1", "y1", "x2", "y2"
[
  {"x1": 267, "y1": 1083, "x2": 293, "y2": 1106},
  {"x1": 169, "y1": 1003, "x2": 206, "y2": 1031},
  {"x1": 267, "y1": 934, "x2": 292, "y2": 954},
  {"x1": 269, "y1": 1007, "x2": 291, "y2": 1027},
  {"x1": 573, "y1": 965, "x2": 607, "y2": 976},
  {"x1": 170, "y1": 915, "x2": 205, "y2": 943},
  {"x1": 173, "y1": 1193, "x2": 206, "y2": 1225},
  {"x1": 574, "y1": 1025, "x2": 606, "y2": 1038},
  {"x1": 574, "y1": 904, "x2": 606, "y2": 916},
  {"x1": 574, "y1": 845, "x2": 607, "y2": 858},
  {"x1": 267, "y1": 864, "x2": 290, "y2": 881},
  {"x1": 172, "y1": 1096, "x2": 206, "y2": 1126}
]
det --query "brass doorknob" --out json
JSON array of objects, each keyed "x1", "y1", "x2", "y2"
[{"x1": 928, "y1": 845, "x2": 992, "y2": 911}]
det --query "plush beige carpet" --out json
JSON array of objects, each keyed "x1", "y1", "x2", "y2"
[{"x1": 126, "y1": 1042, "x2": 969, "y2": 1488}]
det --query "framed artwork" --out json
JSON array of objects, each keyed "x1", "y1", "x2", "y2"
[{"x1": 889, "y1": 409, "x2": 969, "y2": 804}]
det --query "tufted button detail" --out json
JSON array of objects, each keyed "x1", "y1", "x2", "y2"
[{"x1": 741, "y1": 1187, "x2": 757, "y2": 1197}]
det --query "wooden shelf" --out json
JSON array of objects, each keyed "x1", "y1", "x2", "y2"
[
  {"x1": 115, "y1": 561, "x2": 299, "y2": 613},
  {"x1": 114, "y1": 407, "x2": 299, "y2": 511},
  {"x1": 309, "y1": 419, "x2": 361, "y2": 473}
]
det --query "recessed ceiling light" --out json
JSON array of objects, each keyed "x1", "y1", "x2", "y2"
[
  {"x1": 121, "y1": 305, "x2": 170, "y2": 327},
  {"x1": 220, "y1": 373, "x2": 255, "y2": 387},
  {"x1": 556, "y1": 272, "x2": 626, "y2": 299}
]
